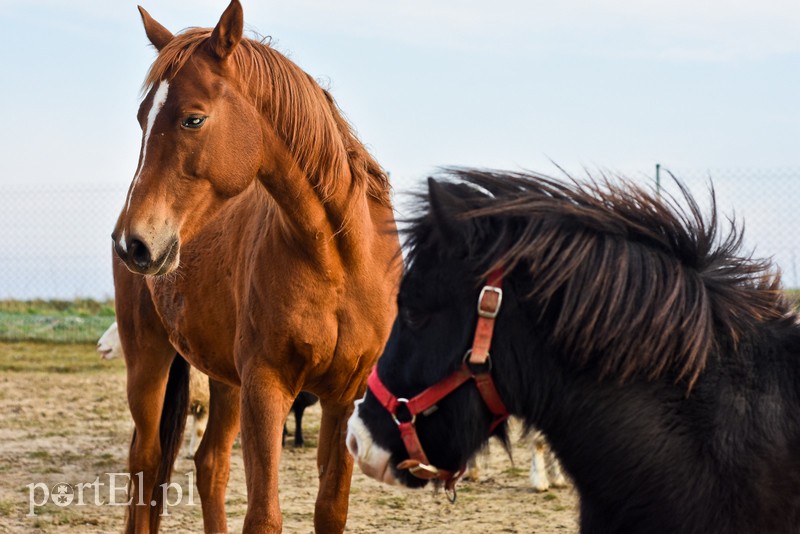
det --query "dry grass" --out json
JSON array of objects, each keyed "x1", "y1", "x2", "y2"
[{"x1": 0, "y1": 342, "x2": 578, "y2": 533}]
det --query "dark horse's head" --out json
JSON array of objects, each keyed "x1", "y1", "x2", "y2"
[
  {"x1": 347, "y1": 168, "x2": 786, "y2": 490},
  {"x1": 346, "y1": 172, "x2": 526, "y2": 488},
  {"x1": 348, "y1": 180, "x2": 514, "y2": 486}
]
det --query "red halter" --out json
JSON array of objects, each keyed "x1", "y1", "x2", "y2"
[{"x1": 367, "y1": 268, "x2": 510, "y2": 495}]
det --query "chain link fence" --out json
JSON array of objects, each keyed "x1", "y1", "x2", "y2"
[
  {"x1": 652, "y1": 167, "x2": 800, "y2": 288},
  {"x1": 0, "y1": 168, "x2": 797, "y2": 342},
  {"x1": 0, "y1": 183, "x2": 126, "y2": 343}
]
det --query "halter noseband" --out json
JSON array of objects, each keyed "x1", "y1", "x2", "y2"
[{"x1": 367, "y1": 268, "x2": 510, "y2": 495}]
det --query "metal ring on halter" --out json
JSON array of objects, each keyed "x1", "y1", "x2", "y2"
[
  {"x1": 391, "y1": 398, "x2": 416, "y2": 426},
  {"x1": 463, "y1": 349, "x2": 492, "y2": 371}
]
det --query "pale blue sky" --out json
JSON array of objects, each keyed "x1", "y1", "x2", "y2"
[
  {"x1": 1, "y1": 0, "x2": 798, "y2": 192},
  {"x1": 0, "y1": 1, "x2": 799, "y2": 298}
]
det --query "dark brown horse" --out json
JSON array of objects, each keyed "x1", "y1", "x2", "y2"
[{"x1": 111, "y1": 1, "x2": 400, "y2": 532}]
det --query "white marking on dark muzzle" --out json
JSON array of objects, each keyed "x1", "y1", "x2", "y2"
[
  {"x1": 124, "y1": 81, "x2": 170, "y2": 216},
  {"x1": 346, "y1": 401, "x2": 396, "y2": 485}
]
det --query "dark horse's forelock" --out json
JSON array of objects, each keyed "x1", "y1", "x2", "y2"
[{"x1": 409, "y1": 169, "x2": 789, "y2": 389}]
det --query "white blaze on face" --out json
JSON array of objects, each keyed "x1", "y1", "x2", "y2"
[{"x1": 123, "y1": 80, "x2": 170, "y2": 227}]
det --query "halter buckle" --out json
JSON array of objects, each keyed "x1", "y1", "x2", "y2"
[
  {"x1": 477, "y1": 286, "x2": 503, "y2": 318},
  {"x1": 397, "y1": 459, "x2": 441, "y2": 479},
  {"x1": 409, "y1": 463, "x2": 440, "y2": 477},
  {"x1": 463, "y1": 349, "x2": 492, "y2": 371}
]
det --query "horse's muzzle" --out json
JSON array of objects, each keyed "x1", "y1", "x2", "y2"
[
  {"x1": 112, "y1": 231, "x2": 180, "y2": 276},
  {"x1": 346, "y1": 404, "x2": 397, "y2": 486}
]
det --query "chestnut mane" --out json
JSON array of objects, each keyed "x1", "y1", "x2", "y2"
[{"x1": 144, "y1": 28, "x2": 391, "y2": 205}]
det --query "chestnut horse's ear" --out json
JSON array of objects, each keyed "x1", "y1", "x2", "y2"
[
  {"x1": 427, "y1": 177, "x2": 469, "y2": 244},
  {"x1": 138, "y1": 6, "x2": 173, "y2": 51},
  {"x1": 209, "y1": 0, "x2": 244, "y2": 60}
]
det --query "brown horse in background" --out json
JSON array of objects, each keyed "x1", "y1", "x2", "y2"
[{"x1": 111, "y1": 1, "x2": 400, "y2": 532}]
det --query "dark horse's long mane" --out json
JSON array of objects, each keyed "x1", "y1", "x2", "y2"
[
  {"x1": 143, "y1": 28, "x2": 391, "y2": 206},
  {"x1": 407, "y1": 169, "x2": 792, "y2": 389}
]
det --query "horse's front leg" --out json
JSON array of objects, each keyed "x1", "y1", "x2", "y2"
[
  {"x1": 239, "y1": 365, "x2": 293, "y2": 533},
  {"x1": 115, "y1": 266, "x2": 185, "y2": 534},
  {"x1": 125, "y1": 346, "x2": 183, "y2": 534},
  {"x1": 194, "y1": 379, "x2": 240, "y2": 534},
  {"x1": 314, "y1": 400, "x2": 356, "y2": 534}
]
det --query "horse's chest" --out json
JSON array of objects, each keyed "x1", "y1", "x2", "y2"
[
  {"x1": 144, "y1": 240, "x2": 392, "y2": 388},
  {"x1": 146, "y1": 275, "x2": 239, "y2": 383}
]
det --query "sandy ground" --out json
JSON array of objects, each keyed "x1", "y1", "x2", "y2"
[{"x1": 0, "y1": 342, "x2": 578, "y2": 533}]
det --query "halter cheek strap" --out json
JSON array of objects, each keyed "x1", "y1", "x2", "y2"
[
  {"x1": 367, "y1": 268, "x2": 510, "y2": 496},
  {"x1": 470, "y1": 269, "x2": 504, "y2": 363}
]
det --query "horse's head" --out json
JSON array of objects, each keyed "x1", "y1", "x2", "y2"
[
  {"x1": 97, "y1": 321, "x2": 122, "y2": 360},
  {"x1": 113, "y1": 1, "x2": 264, "y2": 275},
  {"x1": 347, "y1": 178, "x2": 514, "y2": 488}
]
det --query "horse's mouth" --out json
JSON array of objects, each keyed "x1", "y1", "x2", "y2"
[
  {"x1": 98, "y1": 348, "x2": 113, "y2": 360},
  {"x1": 389, "y1": 460, "x2": 432, "y2": 489},
  {"x1": 151, "y1": 240, "x2": 180, "y2": 276},
  {"x1": 346, "y1": 410, "x2": 399, "y2": 486},
  {"x1": 358, "y1": 456, "x2": 398, "y2": 486}
]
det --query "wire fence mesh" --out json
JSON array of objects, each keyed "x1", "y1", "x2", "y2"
[
  {"x1": 0, "y1": 167, "x2": 798, "y2": 342},
  {"x1": 0, "y1": 183, "x2": 126, "y2": 301},
  {"x1": 0, "y1": 183, "x2": 125, "y2": 343},
  {"x1": 653, "y1": 166, "x2": 800, "y2": 288}
]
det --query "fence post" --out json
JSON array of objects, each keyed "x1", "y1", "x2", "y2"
[{"x1": 655, "y1": 163, "x2": 661, "y2": 197}]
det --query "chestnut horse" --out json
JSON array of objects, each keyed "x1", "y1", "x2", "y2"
[{"x1": 111, "y1": 1, "x2": 400, "y2": 532}]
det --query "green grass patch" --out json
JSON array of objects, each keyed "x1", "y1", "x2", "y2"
[
  {"x1": 375, "y1": 496, "x2": 407, "y2": 510},
  {"x1": 0, "y1": 299, "x2": 115, "y2": 343},
  {"x1": 0, "y1": 299, "x2": 114, "y2": 317},
  {"x1": 502, "y1": 466, "x2": 527, "y2": 477},
  {"x1": 41, "y1": 466, "x2": 65, "y2": 474},
  {"x1": 92, "y1": 452, "x2": 118, "y2": 469},
  {"x1": 0, "y1": 342, "x2": 124, "y2": 373},
  {"x1": 28, "y1": 450, "x2": 52, "y2": 461},
  {"x1": 0, "y1": 312, "x2": 115, "y2": 344},
  {"x1": 0, "y1": 499, "x2": 15, "y2": 517}
]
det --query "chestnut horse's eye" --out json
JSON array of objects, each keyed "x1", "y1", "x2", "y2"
[{"x1": 181, "y1": 115, "x2": 207, "y2": 129}]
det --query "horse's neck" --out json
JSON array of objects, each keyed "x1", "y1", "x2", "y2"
[
  {"x1": 255, "y1": 130, "x2": 383, "y2": 268},
  {"x1": 535, "y1": 365, "x2": 709, "y2": 515}
]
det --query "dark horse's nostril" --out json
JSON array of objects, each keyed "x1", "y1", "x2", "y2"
[
  {"x1": 347, "y1": 431, "x2": 359, "y2": 458},
  {"x1": 129, "y1": 238, "x2": 152, "y2": 269}
]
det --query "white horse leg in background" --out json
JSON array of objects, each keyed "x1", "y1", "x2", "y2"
[
  {"x1": 464, "y1": 426, "x2": 568, "y2": 491},
  {"x1": 530, "y1": 430, "x2": 568, "y2": 491},
  {"x1": 187, "y1": 367, "x2": 211, "y2": 458},
  {"x1": 464, "y1": 450, "x2": 486, "y2": 482}
]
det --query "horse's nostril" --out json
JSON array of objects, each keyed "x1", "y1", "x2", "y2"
[
  {"x1": 129, "y1": 238, "x2": 152, "y2": 269},
  {"x1": 112, "y1": 235, "x2": 128, "y2": 262}
]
